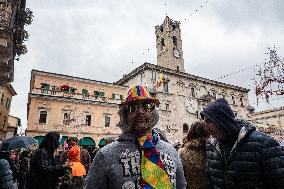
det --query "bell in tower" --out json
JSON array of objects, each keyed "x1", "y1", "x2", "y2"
[{"x1": 155, "y1": 16, "x2": 185, "y2": 72}]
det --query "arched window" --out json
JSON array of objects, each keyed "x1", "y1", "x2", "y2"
[
  {"x1": 163, "y1": 81, "x2": 169, "y2": 93},
  {"x1": 173, "y1": 36, "x2": 177, "y2": 46},
  {"x1": 191, "y1": 87, "x2": 195, "y2": 98},
  {"x1": 210, "y1": 89, "x2": 217, "y2": 99},
  {"x1": 240, "y1": 96, "x2": 244, "y2": 106},
  {"x1": 160, "y1": 38, "x2": 165, "y2": 50},
  {"x1": 231, "y1": 95, "x2": 236, "y2": 105},
  {"x1": 221, "y1": 92, "x2": 226, "y2": 99}
]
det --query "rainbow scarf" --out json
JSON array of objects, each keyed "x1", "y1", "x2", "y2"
[{"x1": 138, "y1": 135, "x2": 173, "y2": 189}]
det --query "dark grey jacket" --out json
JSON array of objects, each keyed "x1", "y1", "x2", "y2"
[
  {"x1": 206, "y1": 120, "x2": 284, "y2": 189},
  {"x1": 85, "y1": 132, "x2": 187, "y2": 189},
  {"x1": 0, "y1": 159, "x2": 14, "y2": 189}
]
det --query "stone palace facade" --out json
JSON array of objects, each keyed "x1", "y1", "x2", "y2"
[{"x1": 26, "y1": 16, "x2": 264, "y2": 144}]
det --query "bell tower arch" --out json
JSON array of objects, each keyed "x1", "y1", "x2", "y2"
[{"x1": 155, "y1": 16, "x2": 185, "y2": 72}]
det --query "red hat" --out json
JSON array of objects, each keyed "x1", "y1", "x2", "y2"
[{"x1": 121, "y1": 85, "x2": 159, "y2": 105}]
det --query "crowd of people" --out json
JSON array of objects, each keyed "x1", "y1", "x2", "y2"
[
  {"x1": 0, "y1": 133, "x2": 95, "y2": 189},
  {"x1": 0, "y1": 85, "x2": 284, "y2": 189}
]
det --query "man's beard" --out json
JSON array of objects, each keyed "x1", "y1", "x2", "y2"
[{"x1": 128, "y1": 117, "x2": 152, "y2": 135}]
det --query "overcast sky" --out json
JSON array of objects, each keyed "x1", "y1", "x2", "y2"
[{"x1": 10, "y1": 0, "x2": 284, "y2": 127}]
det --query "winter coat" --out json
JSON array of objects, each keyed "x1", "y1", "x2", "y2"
[
  {"x1": 206, "y1": 120, "x2": 284, "y2": 189},
  {"x1": 0, "y1": 152, "x2": 19, "y2": 182},
  {"x1": 29, "y1": 148, "x2": 66, "y2": 189},
  {"x1": 18, "y1": 155, "x2": 30, "y2": 189},
  {"x1": 60, "y1": 147, "x2": 91, "y2": 173},
  {"x1": 67, "y1": 145, "x2": 86, "y2": 177},
  {"x1": 179, "y1": 139, "x2": 207, "y2": 189},
  {"x1": 0, "y1": 159, "x2": 14, "y2": 189},
  {"x1": 80, "y1": 148, "x2": 91, "y2": 173},
  {"x1": 85, "y1": 132, "x2": 187, "y2": 189}
]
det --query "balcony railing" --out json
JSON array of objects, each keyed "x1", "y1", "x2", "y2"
[
  {"x1": 31, "y1": 123, "x2": 122, "y2": 136},
  {"x1": 31, "y1": 88, "x2": 122, "y2": 104}
]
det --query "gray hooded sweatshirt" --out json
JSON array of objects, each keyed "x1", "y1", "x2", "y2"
[{"x1": 85, "y1": 132, "x2": 187, "y2": 189}]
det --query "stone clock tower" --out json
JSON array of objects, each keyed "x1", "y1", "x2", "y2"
[{"x1": 155, "y1": 16, "x2": 185, "y2": 72}]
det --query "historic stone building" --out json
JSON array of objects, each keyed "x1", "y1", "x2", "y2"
[
  {"x1": 0, "y1": 84, "x2": 17, "y2": 141},
  {"x1": 248, "y1": 107, "x2": 284, "y2": 142},
  {"x1": 0, "y1": 0, "x2": 33, "y2": 85},
  {"x1": 6, "y1": 115, "x2": 21, "y2": 138},
  {"x1": 26, "y1": 16, "x2": 253, "y2": 144},
  {"x1": 26, "y1": 70, "x2": 128, "y2": 145},
  {"x1": 116, "y1": 16, "x2": 250, "y2": 143}
]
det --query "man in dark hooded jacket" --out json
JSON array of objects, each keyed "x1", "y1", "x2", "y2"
[{"x1": 201, "y1": 98, "x2": 284, "y2": 189}]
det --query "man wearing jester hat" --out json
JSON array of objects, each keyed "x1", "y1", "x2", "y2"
[{"x1": 85, "y1": 85, "x2": 187, "y2": 189}]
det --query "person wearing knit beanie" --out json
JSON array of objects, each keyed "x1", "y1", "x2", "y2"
[
  {"x1": 201, "y1": 98, "x2": 284, "y2": 189},
  {"x1": 200, "y1": 98, "x2": 240, "y2": 142}
]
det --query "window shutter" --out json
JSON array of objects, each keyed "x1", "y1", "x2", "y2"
[{"x1": 82, "y1": 89, "x2": 88, "y2": 95}]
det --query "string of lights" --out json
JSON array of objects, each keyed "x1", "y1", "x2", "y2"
[
  {"x1": 120, "y1": 0, "x2": 211, "y2": 76},
  {"x1": 121, "y1": 0, "x2": 210, "y2": 75},
  {"x1": 183, "y1": 0, "x2": 209, "y2": 22},
  {"x1": 115, "y1": 43, "x2": 156, "y2": 79},
  {"x1": 216, "y1": 64, "x2": 260, "y2": 80}
]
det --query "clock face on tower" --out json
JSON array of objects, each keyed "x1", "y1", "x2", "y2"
[
  {"x1": 173, "y1": 49, "x2": 180, "y2": 58},
  {"x1": 184, "y1": 98, "x2": 198, "y2": 114}
]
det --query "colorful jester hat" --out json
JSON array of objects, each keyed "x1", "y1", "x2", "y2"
[{"x1": 121, "y1": 85, "x2": 160, "y2": 106}]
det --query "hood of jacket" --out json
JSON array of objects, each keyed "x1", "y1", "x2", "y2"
[
  {"x1": 67, "y1": 145, "x2": 81, "y2": 162},
  {"x1": 208, "y1": 119, "x2": 256, "y2": 155},
  {"x1": 201, "y1": 98, "x2": 240, "y2": 141}
]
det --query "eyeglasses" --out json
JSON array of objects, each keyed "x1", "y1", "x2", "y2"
[{"x1": 128, "y1": 102, "x2": 155, "y2": 113}]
